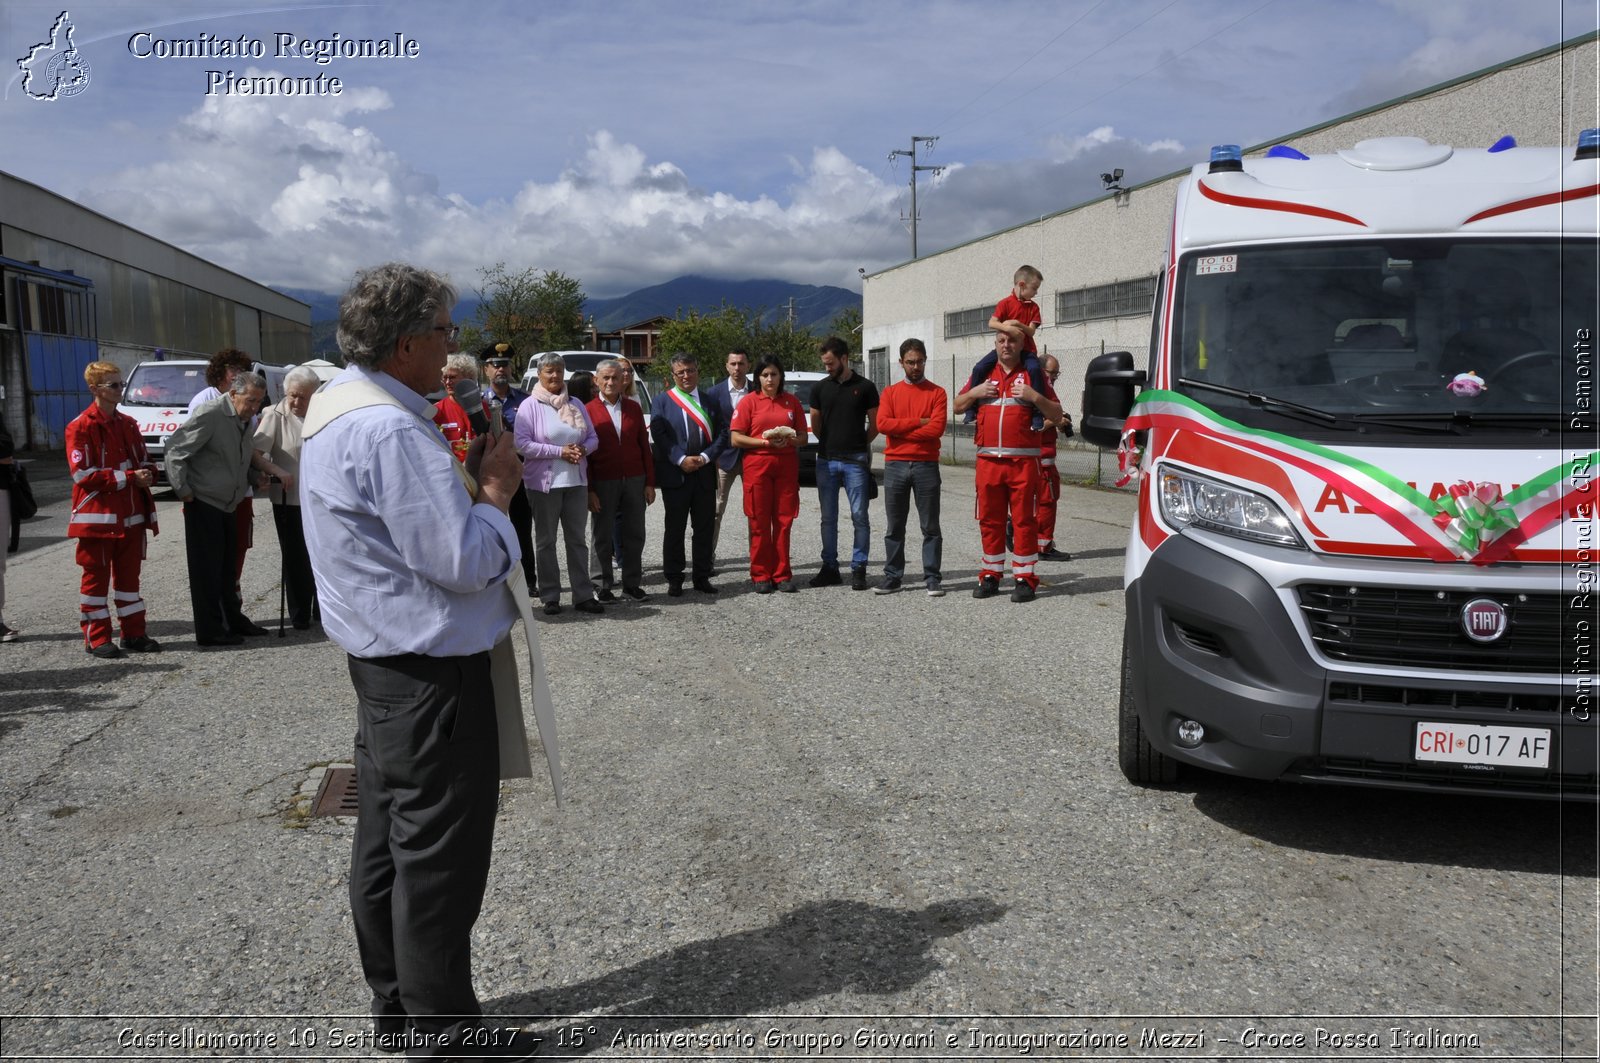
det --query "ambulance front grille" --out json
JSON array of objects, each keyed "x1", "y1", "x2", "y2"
[{"x1": 1297, "y1": 584, "x2": 1566, "y2": 674}]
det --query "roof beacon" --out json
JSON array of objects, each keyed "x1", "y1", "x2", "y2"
[
  {"x1": 1208, "y1": 144, "x2": 1244, "y2": 174},
  {"x1": 1577, "y1": 128, "x2": 1600, "y2": 161},
  {"x1": 1488, "y1": 135, "x2": 1517, "y2": 153},
  {"x1": 1265, "y1": 144, "x2": 1310, "y2": 161}
]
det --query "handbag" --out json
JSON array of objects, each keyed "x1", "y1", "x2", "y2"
[{"x1": 8, "y1": 463, "x2": 37, "y2": 521}]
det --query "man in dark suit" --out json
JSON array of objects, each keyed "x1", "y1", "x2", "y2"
[
  {"x1": 706, "y1": 348, "x2": 751, "y2": 560},
  {"x1": 586, "y1": 358, "x2": 655, "y2": 601},
  {"x1": 650, "y1": 352, "x2": 726, "y2": 596}
]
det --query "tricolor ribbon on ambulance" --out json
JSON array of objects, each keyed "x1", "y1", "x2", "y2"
[{"x1": 1122, "y1": 389, "x2": 1595, "y2": 565}]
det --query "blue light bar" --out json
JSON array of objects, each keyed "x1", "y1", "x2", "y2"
[
  {"x1": 1265, "y1": 145, "x2": 1309, "y2": 160},
  {"x1": 1579, "y1": 128, "x2": 1600, "y2": 161},
  {"x1": 1488, "y1": 135, "x2": 1517, "y2": 153}
]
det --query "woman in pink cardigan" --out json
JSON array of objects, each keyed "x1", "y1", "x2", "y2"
[{"x1": 514, "y1": 352, "x2": 601, "y2": 616}]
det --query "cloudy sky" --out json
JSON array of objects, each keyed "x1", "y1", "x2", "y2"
[{"x1": 2, "y1": 0, "x2": 1595, "y2": 298}]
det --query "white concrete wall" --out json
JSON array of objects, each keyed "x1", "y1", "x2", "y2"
[{"x1": 863, "y1": 34, "x2": 1599, "y2": 417}]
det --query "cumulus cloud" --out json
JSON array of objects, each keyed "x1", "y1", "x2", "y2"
[{"x1": 78, "y1": 78, "x2": 912, "y2": 296}]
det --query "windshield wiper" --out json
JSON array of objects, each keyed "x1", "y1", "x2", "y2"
[
  {"x1": 1350, "y1": 410, "x2": 1561, "y2": 430},
  {"x1": 1177, "y1": 378, "x2": 1340, "y2": 426}
]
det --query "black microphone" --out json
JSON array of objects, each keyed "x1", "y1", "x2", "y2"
[{"x1": 451, "y1": 376, "x2": 492, "y2": 436}]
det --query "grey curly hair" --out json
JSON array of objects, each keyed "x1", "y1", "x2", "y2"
[{"x1": 336, "y1": 263, "x2": 457, "y2": 370}]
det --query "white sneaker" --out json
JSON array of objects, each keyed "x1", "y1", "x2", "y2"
[
  {"x1": 1, "y1": 623, "x2": 19, "y2": 643},
  {"x1": 925, "y1": 580, "x2": 945, "y2": 598}
]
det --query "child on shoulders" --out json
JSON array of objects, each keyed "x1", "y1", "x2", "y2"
[{"x1": 963, "y1": 264, "x2": 1048, "y2": 430}]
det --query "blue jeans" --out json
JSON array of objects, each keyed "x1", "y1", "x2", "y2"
[
  {"x1": 817, "y1": 453, "x2": 871, "y2": 569},
  {"x1": 882, "y1": 460, "x2": 941, "y2": 582}
]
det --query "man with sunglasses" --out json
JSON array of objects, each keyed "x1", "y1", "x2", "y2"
[{"x1": 66, "y1": 361, "x2": 162, "y2": 658}]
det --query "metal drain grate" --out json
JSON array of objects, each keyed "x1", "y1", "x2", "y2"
[{"x1": 311, "y1": 766, "x2": 359, "y2": 817}]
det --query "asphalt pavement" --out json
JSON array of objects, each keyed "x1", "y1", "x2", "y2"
[{"x1": 1, "y1": 450, "x2": 1595, "y2": 1061}]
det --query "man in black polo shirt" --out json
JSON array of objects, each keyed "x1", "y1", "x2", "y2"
[{"x1": 807, "y1": 336, "x2": 879, "y2": 590}]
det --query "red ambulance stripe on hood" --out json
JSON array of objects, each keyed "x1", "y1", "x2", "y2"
[
  {"x1": 1197, "y1": 180, "x2": 1367, "y2": 227},
  {"x1": 1463, "y1": 184, "x2": 1600, "y2": 224}
]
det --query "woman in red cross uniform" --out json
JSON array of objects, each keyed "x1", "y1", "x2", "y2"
[{"x1": 729, "y1": 355, "x2": 808, "y2": 592}]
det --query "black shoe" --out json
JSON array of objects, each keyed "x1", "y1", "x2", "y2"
[
  {"x1": 972, "y1": 576, "x2": 1000, "y2": 599},
  {"x1": 87, "y1": 641, "x2": 124, "y2": 659},
  {"x1": 1039, "y1": 544, "x2": 1072, "y2": 561},
  {"x1": 373, "y1": 1016, "x2": 409, "y2": 1054},
  {"x1": 667, "y1": 581, "x2": 684, "y2": 597},
  {"x1": 776, "y1": 580, "x2": 798, "y2": 593},
  {"x1": 575, "y1": 598, "x2": 604, "y2": 614},
  {"x1": 692, "y1": 579, "x2": 718, "y2": 595},
  {"x1": 292, "y1": 618, "x2": 312, "y2": 630},
  {"x1": 543, "y1": 602, "x2": 563, "y2": 615},
  {"x1": 233, "y1": 619, "x2": 270, "y2": 637},
  {"x1": 622, "y1": 586, "x2": 649, "y2": 601},
  {"x1": 808, "y1": 565, "x2": 841, "y2": 588},
  {"x1": 874, "y1": 577, "x2": 901, "y2": 595},
  {"x1": 851, "y1": 567, "x2": 868, "y2": 591},
  {"x1": 120, "y1": 635, "x2": 162, "y2": 653},
  {"x1": 196, "y1": 634, "x2": 244, "y2": 647},
  {"x1": 596, "y1": 589, "x2": 617, "y2": 603},
  {"x1": 754, "y1": 580, "x2": 774, "y2": 594},
  {"x1": 1011, "y1": 580, "x2": 1037, "y2": 603}
]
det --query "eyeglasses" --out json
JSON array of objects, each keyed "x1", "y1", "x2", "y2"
[
  {"x1": 433, "y1": 325, "x2": 460, "y2": 340},
  {"x1": 97, "y1": 381, "x2": 126, "y2": 391}
]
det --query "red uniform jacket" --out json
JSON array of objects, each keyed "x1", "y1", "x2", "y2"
[{"x1": 66, "y1": 404, "x2": 159, "y2": 540}]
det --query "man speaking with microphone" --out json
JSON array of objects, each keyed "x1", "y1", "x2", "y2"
[{"x1": 300, "y1": 263, "x2": 538, "y2": 1058}]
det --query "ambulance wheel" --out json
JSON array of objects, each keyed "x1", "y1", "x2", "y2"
[{"x1": 1118, "y1": 643, "x2": 1179, "y2": 785}]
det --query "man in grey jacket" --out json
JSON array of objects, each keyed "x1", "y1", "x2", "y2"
[{"x1": 165, "y1": 373, "x2": 269, "y2": 645}]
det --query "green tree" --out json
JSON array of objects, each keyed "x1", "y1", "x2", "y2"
[
  {"x1": 654, "y1": 302, "x2": 823, "y2": 382},
  {"x1": 827, "y1": 305, "x2": 862, "y2": 342},
  {"x1": 468, "y1": 264, "x2": 588, "y2": 371}
]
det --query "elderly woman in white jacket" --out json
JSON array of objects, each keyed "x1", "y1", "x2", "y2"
[
  {"x1": 514, "y1": 352, "x2": 601, "y2": 616},
  {"x1": 251, "y1": 365, "x2": 321, "y2": 628}
]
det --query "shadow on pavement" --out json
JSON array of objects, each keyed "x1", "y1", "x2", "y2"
[{"x1": 493, "y1": 897, "x2": 1006, "y2": 1051}]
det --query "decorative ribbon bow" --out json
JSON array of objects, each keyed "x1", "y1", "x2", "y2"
[{"x1": 1432, "y1": 480, "x2": 1521, "y2": 556}]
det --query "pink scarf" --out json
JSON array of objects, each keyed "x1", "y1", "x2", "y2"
[{"x1": 532, "y1": 383, "x2": 587, "y2": 431}]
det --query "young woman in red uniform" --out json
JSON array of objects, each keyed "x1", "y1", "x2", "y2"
[{"x1": 729, "y1": 354, "x2": 808, "y2": 593}]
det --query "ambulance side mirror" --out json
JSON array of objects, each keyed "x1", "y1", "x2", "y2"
[{"x1": 1081, "y1": 350, "x2": 1145, "y2": 448}]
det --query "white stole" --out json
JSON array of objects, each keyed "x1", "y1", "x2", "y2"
[{"x1": 302, "y1": 376, "x2": 562, "y2": 804}]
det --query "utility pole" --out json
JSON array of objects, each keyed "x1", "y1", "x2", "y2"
[{"x1": 889, "y1": 136, "x2": 944, "y2": 259}]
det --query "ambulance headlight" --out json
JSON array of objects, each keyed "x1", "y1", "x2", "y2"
[{"x1": 1158, "y1": 466, "x2": 1305, "y2": 549}]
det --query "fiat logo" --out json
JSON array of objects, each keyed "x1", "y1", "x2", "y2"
[{"x1": 1461, "y1": 598, "x2": 1508, "y2": 643}]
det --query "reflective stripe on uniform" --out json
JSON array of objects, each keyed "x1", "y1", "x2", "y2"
[
  {"x1": 1040, "y1": 457, "x2": 1056, "y2": 466},
  {"x1": 71, "y1": 512, "x2": 119, "y2": 524},
  {"x1": 115, "y1": 600, "x2": 146, "y2": 617},
  {"x1": 977, "y1": 446, "x2": 1042, "y2": 457},
  {"x1": 80, "y1": 594, "x2": 108, "y2": 605},
  {"x1": 112, "y1": 590, "x2": 142, "y2": 601},
  {"x1": 72, "y1": 467, "x2": 100, "y2": 483},
  {"x1": 80, "y1": 608, "x2": 111, "y2": 620}
]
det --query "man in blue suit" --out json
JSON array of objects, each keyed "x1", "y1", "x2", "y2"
[
  {"x1": 650, "y1": 352, "x2": 727, "y2": 596},
  {"x1": 706, "y1": 348, "x2": 752, "y2": 561}
]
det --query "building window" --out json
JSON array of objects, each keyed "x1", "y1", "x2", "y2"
[
  {"x1": 17, "y1": 279, "x2": 92, "y2": 337},
  {"x1": 944, "y1": 305, "x2": 992, "y2": 339},
  {"x1": 866, "y1": 346, "x2": 888, "y2": 385},
  {"x1": 1057, "y1": 275, "x2": 1157, "y2": 324}
]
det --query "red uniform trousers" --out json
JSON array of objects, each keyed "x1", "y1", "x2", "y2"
[
  {"x1": 743, "y1": 458, "x2": 799, "y2": 584},
  {"x1": 976, "y1": 456, "x2": 1040, "y2": 588},
  {"x1": 77, "y1": 535, "x2": 149, "y2": 647},
  {"x1": 1036, "y1": 459, "x2": 1060, "y2": 547}
]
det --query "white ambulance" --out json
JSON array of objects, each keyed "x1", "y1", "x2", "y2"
[
  {"x1": 1082, "y1": 133, "x2": 1598, "y2": 800},
  {"x1": 117, "y1": 359, "x2": 287, "y2": 483}
]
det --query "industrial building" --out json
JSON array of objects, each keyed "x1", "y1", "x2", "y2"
[
  {"x1": 0, "y1": 171, "x2": 310, "y2": 448},
  {"x1": 862, "y1": 32, "x2": 1599, "y2": 413}
]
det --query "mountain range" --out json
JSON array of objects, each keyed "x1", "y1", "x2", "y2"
[{"x1": 281, "y1": 275, "x2": 860, "y2": 356}]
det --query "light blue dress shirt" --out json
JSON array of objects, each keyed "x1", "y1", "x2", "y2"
[{"x1": 300, "y1": 364, "x2": 520, "y2": 658}]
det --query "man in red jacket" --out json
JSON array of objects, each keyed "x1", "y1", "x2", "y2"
[
  {"x1": 66, "y1": 361, "x2": 161, "y2": 658},
  {"x1": 874, "y1": 339, "x2": 948, "y2": 597},
  {"x1": 585, "y1": 358, "x2": 656, "y2": 601},
  {"x1": 954, "y1": 329, "x2": 1063, "y2": 602}
]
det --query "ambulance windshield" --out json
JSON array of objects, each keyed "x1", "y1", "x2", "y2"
[
  {"x1": 1173, "y1": 239, "x2": 1596, "y2": 433},
  {"x1": 121, "y1": 363, "x2": 208, "y2": 407}
]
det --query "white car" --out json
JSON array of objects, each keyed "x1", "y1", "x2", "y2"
[
  {"x1": 783, "y1": 370, "x2": 828, "y2": 478},
  {"x1": 518, "y1": 351, "x2": 653, "y2": 417}
]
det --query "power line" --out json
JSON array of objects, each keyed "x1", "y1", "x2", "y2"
[{"x1": 936, "y1": 0, "x2": 1112, "y2": 129}]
